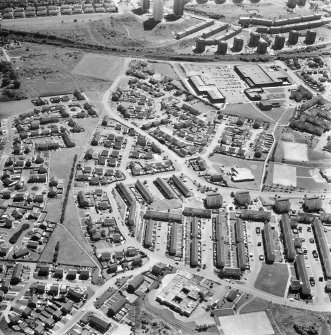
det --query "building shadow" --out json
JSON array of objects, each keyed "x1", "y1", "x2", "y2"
[
  {"x1": 132, "y1": 7, "x2": 145, "y2": 15},
  {"x1": 143, "y1": 18, "x2": 160, "y2": 30},
  {"x1": 164, "y1": 13, "x2": 181, "y2": 21}
]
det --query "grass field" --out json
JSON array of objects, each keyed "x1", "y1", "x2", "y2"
[
  {"x1": 151, "y1": 63, "x2": 179, "y2": 79},
  {"x1": 239, "y1": 297, "x2": 270, "y2": 314},
  {"x1": 254, "y1": 263, "x2": 289, "y2": 298},
  {"x1": 49, "y1": 150, "x2": 76, "y2": 185},
  {"x1": 0, "y1": 99, "x2": 34, "y2": 119},
  {"x1": 72, "y1": 53, "x2": 124, "y2": 81},
  {"x1": 45, "y1": 198, "x2": 62, "y2": 222},
  {"x1": 62, "y1": 192, "x2": 95, "y2": 258},
  {"x1": 271, "y1": 304, "x2": 329, "y2": 335},
  {"x1": 8, "y1": 43, "x2": 110, "y2": 98},
  {"x1": 39, "y1": 224, "x2": 95, "y2": 266}
]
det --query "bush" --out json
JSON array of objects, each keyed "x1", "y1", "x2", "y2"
[
  {"x1": 254, "y1": 151, "x2": 262, "y2": 158},
  {"x1": 9, "y1": 223, "x2": 30, "y2": 244}
]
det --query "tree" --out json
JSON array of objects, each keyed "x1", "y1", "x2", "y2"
[{"x1": 254, "y1": 151, "x2": 262, "y2": 158}]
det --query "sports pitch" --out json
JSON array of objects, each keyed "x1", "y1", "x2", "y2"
[
  {"x1": 273, "y1": 164, "x2": 297, "y2": 187},
  {"x1": 218, "y1": 311, "x2": 274, "y2": 335},
  {"x1": 282, "y1": 142, "x2": 308, "y2": 162},
  {"x1": 72, "y1": 53, "x2": 124, "y2": 81}
]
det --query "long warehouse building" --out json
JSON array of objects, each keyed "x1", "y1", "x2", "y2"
[
  {"x1": 144, "y1": 210, "x2": 182, "y2": 223},
  {"x1": 215, "y1": 214, "x2": 224, "y2": 241},
  {"x1": 280, "y1": 214, "x2": 296, "y2": 262},
  {"x1": 183, "y1": 207, "x2": 211, "y2": 219},
  {"x1": 294, "y1": 254, "x2": 311, "y2": 297},
  {"x1": 313, "y1": 218, "x2": 331, "y2": 279},
  {"x1": 191, "y1": 217, "x2": 199, "y2": 239},
  {"x1": 235, "y1": 218, "x2": 244, "y2": 243},
  {"x1": 237, "y1": 242, "x2": 247, "y2": 271},
  {"x1": 262, "y1": 222, "x2": 276, "y2": 264},
  {"x1": 215, "y1": 239, "x2": 226, "y2": 269},
  {"x1": 169, "y1": 222, "x2": 178, "y2": 256},
  {"x1": 154, "y1": 177, "x2": 175, "y2": 199},
  {"x1": 117, "y1": 182, "x2": 135, "y2": 206},
  {"x1": 144, "y1": 220, "x2": 154, "y2": 248},
  {"x1": 190, "y1": 237, "x2": 199, "y2": 267},
  {"x1": 135, "y1": 180, "x2": 154, "y2": 204},
  {"x1": 172, "y1": 175, "x2": 192, "y2": 198}
]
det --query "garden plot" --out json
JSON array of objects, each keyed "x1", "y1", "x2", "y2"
[{"x1": 273, "y1": 164, "x2": 297, "y2": 187}]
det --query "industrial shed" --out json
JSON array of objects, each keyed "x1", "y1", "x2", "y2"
[
  {"x1": 262, "y1": 222, "x2": 276, "y2": 264},
  {"x1": 169, "y1": 222, "x2": 178, "y2": 256},
  {"x1": 135, "y1": 180, "x2": 154, "y2": 204},
  {"x1": 183, "y1": 207, "x2": 211, "y2": 219},
  {"x1": 303, "y1": 197, "x2": 322, "y2": 212},
  {"x1": 144, "y1": 210, "x2": 182, "y2": 223},
  {"x1": 274, "y1": 198, "x2": 291, "y2": 213},
  {"x1": 144, "y1": 220, "x2": 154, "y2": 248},
  {"x1": 294, "y1": 254, "x2": 311, "y2": 297},
  {"x1": 154, "y1": 177, "x2": 175, "y2": 199},
  {"x1": 215, "y1": 239, "x2": 225, "y2": 269},
  {"x1": 172, "y1": 175, "x2": 192, "y2": 198},
  {"x1": 313, "y1": 218, "x2": 331, "y2": 279},
  {"x1": 240, "y1": 209, "x2": 271, "y2": 221},
  {"x1": 280, "y1": 214, "x2": 296, "y2": 262},
  {"x1": 190, "y1": 238, "x2": 199, "y2": 267},
  {"x1": 237, "y1": 242, "x2": 247, "y2": 271},
  {"x1": 205, "y1": 193, "x2": 223, "y2": 209}
]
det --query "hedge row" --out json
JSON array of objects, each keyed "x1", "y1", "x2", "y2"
[{"x1": 60, "y1": 154, "x2": 78, "y2": 224}]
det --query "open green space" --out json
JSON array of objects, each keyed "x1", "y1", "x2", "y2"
[
  {"x1": 254, "y1": 263, "x2": 289, "y2": 298},
  {"x1": 222, "y1": 103, "x2": 274, "y2": 124},
  {"x1": 39, "y1": 224, "x2": 95, "y2": 266}
]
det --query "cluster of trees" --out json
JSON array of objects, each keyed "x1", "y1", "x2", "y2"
[
  {"x1": 293, "y1": 323, "x2": 318, "y2": 335},
  {"x1": 9, "y1": 223, "x2": 30, "y2": 244},
  {"x1": 53, "y1": 241, "x2": 60, "y2": 263},
  {"x1": 0, "y1": 61, "x2": 20, "y2": 89},
  {"x1": 60, "y1": 154, "x2": 78, "y2": 224},
  {"x1": 290, "y1": 119, "x2": 323, "y2": 136}
]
